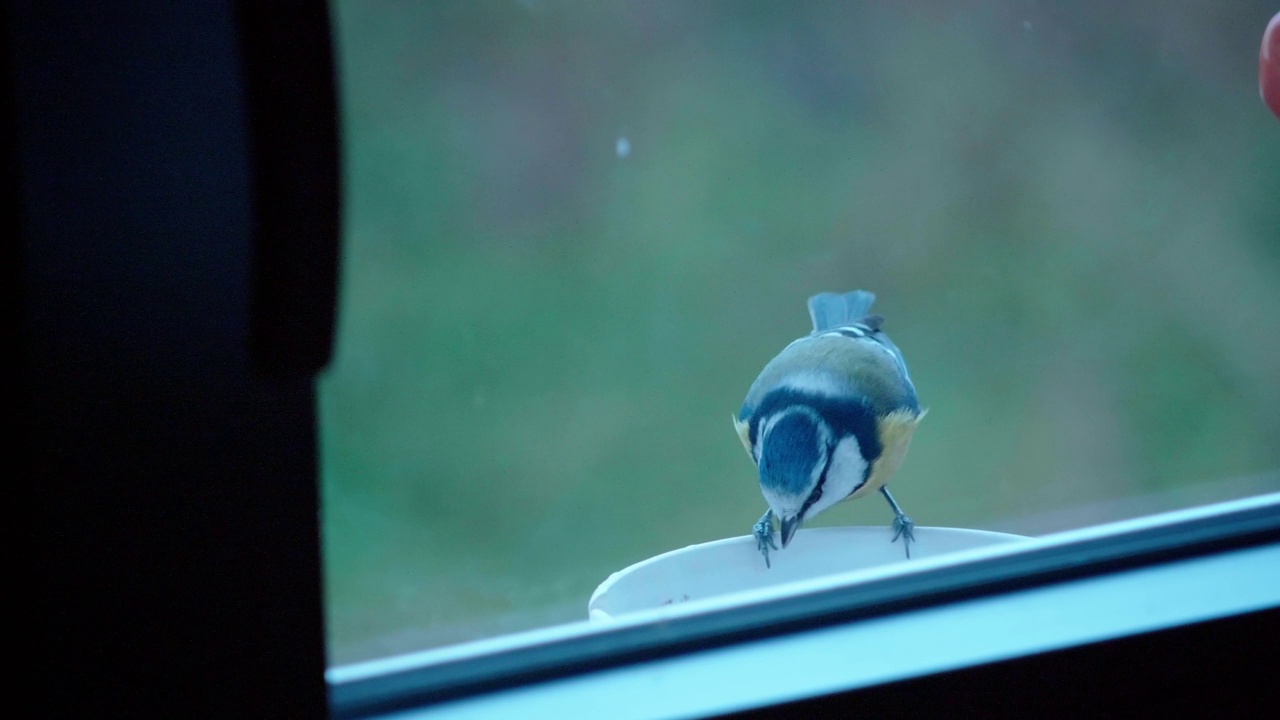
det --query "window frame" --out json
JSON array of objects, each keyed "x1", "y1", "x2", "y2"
[{"x1": 328, "y1": 491, "x2": 1280, "y2": 718}]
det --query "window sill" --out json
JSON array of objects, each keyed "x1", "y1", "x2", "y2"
[{"x1": 330, "y1": 491, "x2": 1280, "y2": 719}]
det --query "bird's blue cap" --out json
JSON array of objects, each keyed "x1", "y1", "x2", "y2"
[{"x1": 758, "y1": 412, "x2": 824, "y2": 497}]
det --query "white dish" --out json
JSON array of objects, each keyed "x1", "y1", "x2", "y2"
[{"x1": 589, "y1": 526, "x2": 1029, "y2": 621}]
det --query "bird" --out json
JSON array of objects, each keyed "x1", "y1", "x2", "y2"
[{"x1": 733, "y1": 290, "x2": 925, "y2": 568}]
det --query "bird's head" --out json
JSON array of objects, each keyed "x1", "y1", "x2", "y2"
[{"x1": 756, "y1": 407, "x2": 833, "y2": 547}]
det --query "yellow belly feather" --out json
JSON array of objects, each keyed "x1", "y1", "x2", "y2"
[
  {"x1": 845, "y1": 407, "x2": 925, "y2": 501},
  {"x1": 733, "y1": 415, "x2": 753, "y2": 458}
]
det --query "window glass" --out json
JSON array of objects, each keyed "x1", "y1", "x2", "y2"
[{"x1": 322, "y1": 1, "x2": 1280, "y2": 665}]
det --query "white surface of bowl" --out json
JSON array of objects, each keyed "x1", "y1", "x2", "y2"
[{"x1": 589, "y1": 526, "x2": 1028, "y2": 621}]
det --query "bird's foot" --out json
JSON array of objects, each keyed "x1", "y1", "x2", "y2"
[
  {"x1": 754, "y1": 514, "x2": 778, "y2": 568},
  {"x1": 891, "y1": 513, "x2": 915, "y2": 559}
]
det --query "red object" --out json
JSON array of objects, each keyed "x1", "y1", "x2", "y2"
[{"x1": 1263, "y1": 12, "x2": 1280, "y2": 120}]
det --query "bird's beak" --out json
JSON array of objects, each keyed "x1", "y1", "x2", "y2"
[{"x1": 780, "y1": 515, "x2": 803, "y2": 548}]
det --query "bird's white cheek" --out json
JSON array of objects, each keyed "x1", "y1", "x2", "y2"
[{"x1": 806, "y1": 436, "x2": 868, "y2": 519}]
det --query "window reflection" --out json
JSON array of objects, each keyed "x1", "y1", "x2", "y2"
[{"x1": 322, "y1": 1, "x2": 1280, "y2": 665}]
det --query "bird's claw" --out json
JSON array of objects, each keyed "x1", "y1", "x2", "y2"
[
  {"x1": 754, "y1": 517, "x2": 778, "y2": 568},
  {"x1": 891, "y1": 513, "x2": 915, "y2": 559}
]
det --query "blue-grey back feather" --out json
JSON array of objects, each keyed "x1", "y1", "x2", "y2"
[{"x1": 808, "y1": 291, "x2": 876, "y2": 332}]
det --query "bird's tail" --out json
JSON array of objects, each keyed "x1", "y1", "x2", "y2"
[{"x1": 807, "y1": 290, "x2": 876, "y2": 332}]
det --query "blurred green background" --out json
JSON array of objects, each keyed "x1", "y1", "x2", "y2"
[{"x1": 321, "y1": 1, "x2": 1280, "y2": 664}]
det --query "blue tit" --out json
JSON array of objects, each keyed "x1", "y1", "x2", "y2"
[{"x1": 734, "y1": 290, "x2": 925, "y2": 568}]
